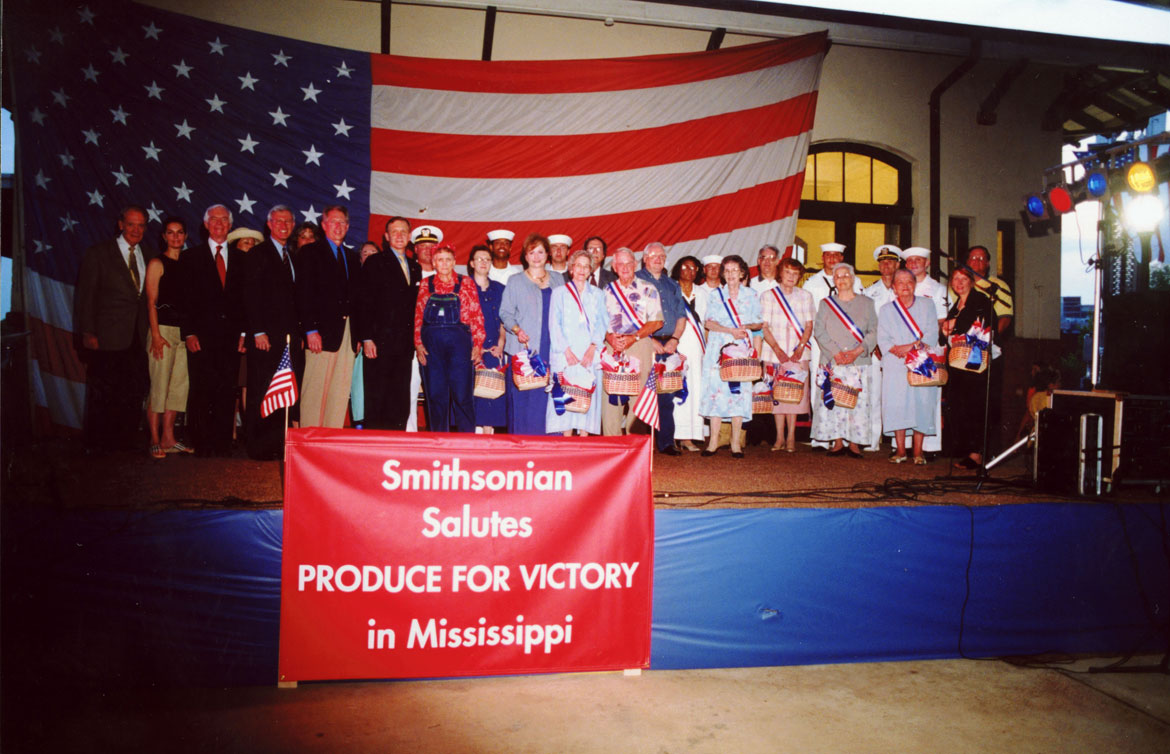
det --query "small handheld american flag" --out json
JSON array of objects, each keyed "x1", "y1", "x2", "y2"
[
  {"x1": 261, "y1": 345, "x2": 298, "y2": 418},
  {"x1": 632, "y1": 366, "x2": 660, "y2": 431}
]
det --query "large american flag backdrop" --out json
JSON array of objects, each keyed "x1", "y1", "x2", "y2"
[{"x1": 6, "y1": 0, "x2": 826, "y2": 433}]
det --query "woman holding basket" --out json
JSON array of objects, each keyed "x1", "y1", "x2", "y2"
[
  {"x1": 499, "y1": 234, "x2": 563, "y2": 435},
  {"x1": 699, "y1": 255, "x2": 763, "y2": 459},
  {"x1": 877, "y1": 268, "x2": 941, "y2": 465},
  {"x1": 547, "y1": 250, "x2": 607, "y2": 435},
  {"x1": 759, "y1": 256, "x2": 814, "y2": 452},
  {"x1": 469, "y1": 245, "x2": 508, "y2": 433},
  {"x1": 812, "y1": 263, "x2": 877, "y2": 459},
  {"x1": 942, "y1": 265, "x2": 996, "y2": 470}
]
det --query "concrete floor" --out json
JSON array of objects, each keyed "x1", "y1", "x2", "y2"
[{"x1": 8, "y1": 658, "x2": 1167, "y2": 753}]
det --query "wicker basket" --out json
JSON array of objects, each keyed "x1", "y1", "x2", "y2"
[
  {"x1": 830, "y1": 381, "x2": 860, "y2": 409},
  {"x1": 773, "y1": 379, "x2": 805, "y2": 404},
  {"x1": 907, "y1": 365, "x2": 948, "y2": 387},
  {"x1": 752, "y1": 392, "x2": 775, "y2": 414},
  {"x1": 559, "y1": 379, "x2": 593, "y2": 414},
  {"x1": 602, "y1": 371, "x2": 642, "y2": 396},
  {"x1": 513, "y1": 371, "x2": 549, "y2": 391},
  {"x1": 720, "y1": 358, "x2": 762, "y2": 383},
  {"x1": 474, "y1": 368, "x2": 506, "y2": 399},
  {"x1": 948, "y1": 343, "x2": 987, "y2": 373},
  {"x1": 656, "y1": 370, "x2": 685, "y2": 394}
]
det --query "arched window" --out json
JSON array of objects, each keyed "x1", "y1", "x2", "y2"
[{"x1": 795, "y1": 143, "x2": 912, "y2": 286}]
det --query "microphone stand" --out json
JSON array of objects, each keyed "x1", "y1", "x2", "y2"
[{"x1": 975, "y1": 324, "x2": 994, "y2": 492}]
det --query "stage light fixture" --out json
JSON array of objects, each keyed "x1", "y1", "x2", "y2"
[
  {"x1": 1124, "y1": 194, "x2": 1164, "y2": 234},
  {"x1": 1085, "y1": 168, "x2": 1109, "y2": 199},
  {"x1": 1047, "y1": 185, "x2": 1074, "y2": 214},
  {"x1": 1024, "y1": 193, "x2": 1049, "y2": 219},
  {"x1": 1126, "y1": 161, "x2": 1156, "y2": 193}
]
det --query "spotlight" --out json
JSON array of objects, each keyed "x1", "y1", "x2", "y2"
[
  {"x1": 1024, "y1": 193, "x2": 1050, "y2": 220},
  {"x1": 1124, "y1": 194, "x2": 1164, "y2": 233},
  {"x1": 1047, "y1": 185, "x2": 1074, "y2": 214},
  {"x1": 1085, "y1": 168, "x2": 1109, "y2": 199},
  {"x1": 1126, "y1": 161, "x2": 1156, "y2": 193}
]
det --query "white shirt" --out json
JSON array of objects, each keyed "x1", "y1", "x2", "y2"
[
  {"x1": 488, "y1": 265, "x2": 521, "y2": 285},
  {"x1": 116, "y1": 235, "x2": 146, "y2": 293},
  {"x1": 914, "y1": 275, "x2": 950, "y2": 321},
  {"x1": 863, "y1": 278, "x2": 896, "y2": 311},
  {"x1": 750, "y1": 276, "x2": 779, "y2": 294}
]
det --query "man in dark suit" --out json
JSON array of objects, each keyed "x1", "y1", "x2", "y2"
[
  {"x1": 178, "y1": 203, "x2": 244, "y2": 456},
  {"x1": 586, "y1": 235, "x2": 617, "y2": 288},
  {"x1": 75, "y1": 205, "x2": 153, "y2": 451},
  {"x1": 295, "y1": 204, "x2": 359, "y2": 428},
  {"x1": 353, "y1": 216, "x2": 422, "y2": 430},
  {"x1": 243, "y1": 205, "x2": 303, "y2": 459}
]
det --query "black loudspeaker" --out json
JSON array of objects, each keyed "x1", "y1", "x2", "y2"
[
  {"x1": 1116, "y1": 394, "x2": 1170, "y2": 489},
  {"x1": 1102, "y1": 291, "x2": 1170, "y2": 395},
  {"x1": 1035, "y1": 408, "x2": 1080, "y2": 495}
]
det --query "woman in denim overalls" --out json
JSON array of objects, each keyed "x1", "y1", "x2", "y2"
[{"x1": 413, "y1": 245, "x2": 486, "y2": 432}]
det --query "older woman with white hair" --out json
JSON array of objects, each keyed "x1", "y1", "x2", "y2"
[
  {"x1": 812, "y1": 262, "x2": 877, "y2": 458},
  {"x1": 547, "y1": 249, "x2": 607, "y2": 435},
  {"x1": 878, "y1": 268, "x2": 941, "y2": 464}
]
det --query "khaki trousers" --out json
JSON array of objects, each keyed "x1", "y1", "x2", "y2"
[
  {"x1": 301, "y1": 318, "x2": 354, "y2": 428},
  {"x1": 601, "y1": 337, "x2": 654, "y2": 436}
]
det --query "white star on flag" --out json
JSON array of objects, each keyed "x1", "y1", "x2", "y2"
[
  {"x1": 301, "y1": 83, "x2": 321, "y2": 102},
  {"x1": 52, "y1": 89, "x2": 70, "y2": 107},
  {"x1": 235, "y1": 194, "x2": 257, "y2": 215},
  {"x1": 142, "y1": 142, "x2": 162, "y2": 161},
  {"x1": 82, "y1": 64, "x2": 100, "y2": 82},
  {"x1": 111, "y1": 166, "x2": 131, "y2": 186},
  {"x1": 78, "y1": 6, "x2": 95, "y2": 25},
  {"x1": 111, "y1": 106, "x2": 129, "y2": 125},
  {"x1": 302, "y1": 145, "x2": 323, "y2": 165},
  {"x1": 144, "y1": 81, "x2": 164, "y2": 99},
  {"x1": 82, "y1": 129, "x2": 100, "y2": 145},
  {"x1": 35, "y1": 170, "x2": 51, "y2": 189},
  {"x1": 238, "y1": 72, "x2": 259, "y2": 90},
  {"x1": 49, "y1": 28, "x2": 65, "y2": 45},
  {"x1": 205, "y1": 155, "x2": 227, "y2": 174},
  {"x1": 272, "y1": 50, "x2": 291, "y2": 67},
  {"x1": 271, "y1": 168, "x2": 291, "y2": 188},
  {"x1": 238, "y1": 134, "x2": 260, "y2": 153},
  {"x1": 60, "y1": 214, "x2": 79, "y2": 233},
  {"x1": 86, "y1": 188, "x2": 104, "y2": 207},
  {"x1": 174, "y1": 182, "x2": 194, "y2": 202},
  {"x1": 334, "y1": 179, "x2": 354, "y2": 200},
  {"x1": 175, "y1": 120, "x2": 195, "y2": 139},
  {"x1": 206, "y1": 94, "x2": 226, "y2": 114},
  {"x1": 142, "y1": 21, "x2": 162, "y2": 39},
  {"x1": 26, "y1": 46, "x2": 42, "y2": 64},
  {"x1": 173, "y1": 59, "x2": 192, "y2": 78},
  {"x1": 33, "y1": 240, "x2": 53, "y2": 254},
  {"x1": 335, "y1": 61, "x2": 353, "y2": 78},
  {"x1": 302, "y1": 205, "x2": 321, "y2": 224},
  {"x1": 270, "y1": 107, "x2": 289, "y2": 126},
  {"x1": 147, "y1": 204, "x2": 163, "y2": 223},
  {"x1": 110, "y1": 46, "x2": 129, "y2": 65},
  {"x1": 58, "y1": 151, "x2": 75, "y2": 168},
  {"x1": 208, "y1": 37, "x2": 228, "y2": 55},
  {"x1": 30, "y1": 108, "x2": 46, "y2": 125},
  {"x1": 332, "y1": 118, "x2": 352, "y2": 137}
]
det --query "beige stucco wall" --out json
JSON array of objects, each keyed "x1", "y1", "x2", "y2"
[{"x1": 141, "y1": 0, "x2": 1063, "y2": 338}]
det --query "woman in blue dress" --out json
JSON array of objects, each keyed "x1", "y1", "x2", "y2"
[
  {"x1": 469, "y1": 245, "x2": 507, "y2": 432},
  {"x1": 499, "y1": 234, "x2": 563, "y2": 435},
  {"x1": 699, "y1": 255, "x2": 763, "y2": 458},
  {"x1": 546, "y1": 250, "x2": 607, "y2": 435}
]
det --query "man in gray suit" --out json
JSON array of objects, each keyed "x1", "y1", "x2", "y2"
[{"x1": 75, "y1": 205, "x2": 153, "y2": 451}]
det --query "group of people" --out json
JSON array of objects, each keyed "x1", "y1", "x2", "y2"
[{"x1": 77, "y1": 202, "x2": 1012, "y2": 470}]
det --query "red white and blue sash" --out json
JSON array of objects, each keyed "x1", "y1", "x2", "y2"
[
  {"x1": 771, "y1": 287, "x2": 805, "y2": 336},
  {"x1": 566, "y1": 281, "x2": 590, "y2": 328},
  {"x1": 892, "y1": 298, "x2": 924, "y2": 342},
  {"x1": 718, "y1": 288, "x2": 751, "y2": 347},
  {"x1": 824, "y1": 296, "x2": 864, "y2": 343},
  {"x1": 607, "y1": 281, "x2": 644, "y2": 332},
  {"x1": 684, "y1": 306, "x2": 707, "y2": 353}
]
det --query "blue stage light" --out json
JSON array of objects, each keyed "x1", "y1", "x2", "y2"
[
  {"x1": 1085, "y1": 170, "x2": 1108, "y2": 198},
  {"x1": 1026, "y1": 195, "x2": 1047, "y2": 217}
]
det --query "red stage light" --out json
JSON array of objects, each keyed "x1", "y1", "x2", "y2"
[{"x1": 1047, "y1": 185, "x2": 1074, "y2": 214}]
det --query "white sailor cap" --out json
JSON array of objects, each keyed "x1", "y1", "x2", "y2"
[
  {"x1": 901, "y1": 246, "x2": 931, "y2": 260},
  {"x1": 701, "y1": 254, "x2": 723, "y2": 266},
  {"x1": 548, "y1": 234, "x2": 572, "y2": 247},
  {"x1": 411, "y1": 225, "x2": 443, "y2": 245},
  {"x1": 820, "y1": 242, "x2": 846, "y2": 254},
  {"x1": 874, "y1": 244, "x2": 903, "y2": 262},
  {"x1": 486, "y1": 229, "x2": 514, "y2": 242}
]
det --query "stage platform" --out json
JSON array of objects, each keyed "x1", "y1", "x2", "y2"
[{"x1": 2, "y1": 438, "x2": 1167, "y2": 688}]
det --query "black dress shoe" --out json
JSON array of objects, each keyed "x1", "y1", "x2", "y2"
[
  {"x1": 827, "y1": 447, "x2": 846, "y2": 457},
  {"x1": 701, "y1": 449, "x2": 717, "y2": 457},
  {"x1": 659, "y1": 446, "x2": 680, "y2": 456},
  {"x1": 847, "y1": 448, "x2": 863, "y2": 459},
  {"x1": 731, "y1": 451, "x2": 744, "y2": 459}
]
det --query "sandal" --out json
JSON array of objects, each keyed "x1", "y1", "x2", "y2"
[
  {"x1": 889, "y1": 454, "x2": 908, "y2": 464},
  {"x1": 149, "y1": 444, "x2": 166, "y2": 460},
  {"x1": 913, "y1": 456, "x2": 927, "y2": 465},
  {"x1": 164, "y1": 441, "x2": 195, "y2": 455}
]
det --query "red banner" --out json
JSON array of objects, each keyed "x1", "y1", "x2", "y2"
[{"x1": 278, "y1": 429, "x2": 654, "y2": 682}]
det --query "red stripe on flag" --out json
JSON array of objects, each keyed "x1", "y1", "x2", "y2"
[
  {"x1": 368, "y1": 172, "x2": 805, "y2": 264},
  {"x1": 371, "y1": 94, "x2": 817, "y2": 178},
  {"x1": 28, "y1": 315, "x2": 87, "y2": 384},
  {"x1": 370, "y1": 35, "x2": 828, "y2": 93}
]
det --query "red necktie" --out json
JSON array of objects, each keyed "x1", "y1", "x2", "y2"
[{"x1": 215, "y1": 245, "x2": 226, "y2": 287}]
